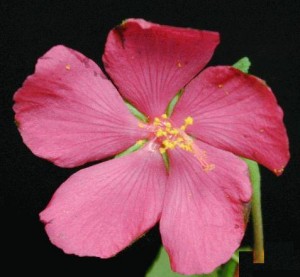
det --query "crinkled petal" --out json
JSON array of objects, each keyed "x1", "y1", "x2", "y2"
[
  {"x1": 171, "y1": 66, "x2": 289, "y2": 175},
  {"x1": 103, "y1": 18, "x2": 219, "y2": 118},
  {"x1": 13, "y1": 45, "x2": 148, "y2": 167},
  {"x1": 160, "y1": 140, "x2": 252, "y2": 275},
  {"x1": 40, "y1": 144, "x2": 167, "y2": 258}
]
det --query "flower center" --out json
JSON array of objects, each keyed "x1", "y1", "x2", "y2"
[
  {"x1": 138, "y1": 114, "x2": 215, "y2": 172},
  {"x1": 151, "y1": 114, "x2": 194, "y2": 154}
]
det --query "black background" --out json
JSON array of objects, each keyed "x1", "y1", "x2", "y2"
[{"x1": 1, "y1": 0, "x2": 299, "y2": 276}]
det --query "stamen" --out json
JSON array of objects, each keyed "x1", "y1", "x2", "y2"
[
  {"x1": 165, "y1": 122, "x2": 172, "y2": 128},
  {"x1": 153, "y1": 117, "x2": 161, "y2": 126},
  {"x1": 156, "y1": 129, "x2": 167, "y2": 137},
  {"x1": 185, "y1": 116, "x2": 194, "y2": 125},
  {"x1": 180, "y1": 116, "x2": 194, "y2": 130},
  {"x1": 151, "y1": 114, "x2": 214, "y2": 172},
  {"x1": 153, "y1": 115, "x2": 195, "y2": 153},
  {"x1": 136, "y1": 140, "x2": 145, "y2": 146},
  {"x1": 159, "y1": 148, "x2": 166, "y2": 154}
]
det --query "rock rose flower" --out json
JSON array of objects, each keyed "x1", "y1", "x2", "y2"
[{"x1": 13, "y1": 19, "x2": 289, "y2": 274}]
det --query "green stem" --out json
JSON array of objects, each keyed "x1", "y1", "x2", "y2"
[
  {"x1": 244, "y1": 159, "x2": 264, "y2": 263},
  {"x1": 221, "y1": 259, "x2": 237, "y2": 277}
]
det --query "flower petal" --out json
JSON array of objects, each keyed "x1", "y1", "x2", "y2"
[
  {"x1": 40, "y1": 144, "x2": 167, "y2": 258},
  {"x1": 13, "y1": 45, "x2": 147, "y2": 167},
  {"x1": 160, "y1": 140, "x2": 251, "y2": 275},
  {"x1": 171, "y1": 66, "x2": 289, "y2": 175},
  {"x1": 103, "y1": 18, "x2": 219, "y2": 118}
]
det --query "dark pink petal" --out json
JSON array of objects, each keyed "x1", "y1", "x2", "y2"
[
  {"x1": 171, "y1": 66, "x2": 289, "y2": 175},
  {"x1": 13, "y1": 45, "x2": 148, "y2": 167},
  {"x1": 103, "y1": 18, "x2": 219, "y2": 118},
  {"x1": 40, "y1": 144, "x2": 167, "y2": 258},
  {"x1": 160, "y1": 140, "x2": 251, "y2": 275}
]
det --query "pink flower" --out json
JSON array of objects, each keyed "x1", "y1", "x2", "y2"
[{"x1": 13, "y1": 19, "x2": 289, "y2": 274}]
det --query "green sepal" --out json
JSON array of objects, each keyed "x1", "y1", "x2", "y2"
[
  {"x1": 166, "y1": 89, "x2": 184, "y2": 117},
  {"x1": 125, "y1": 101, "x2": 148, "y2": 122},
  {"x1": 114, "y1": 139, "x2": 147, "y2": 158}
]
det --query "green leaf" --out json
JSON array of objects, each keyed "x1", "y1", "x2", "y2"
[
  {"x1": 125, "y1": 101, "x2": 148, "y2": 122},
  {"x1": 232, "y1": 57, "x2": 251, "y2": 73},
  {"x1": 146, "y1": 246, "x2": 220, "y2": 277}
]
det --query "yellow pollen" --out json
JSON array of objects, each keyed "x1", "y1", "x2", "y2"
[
  {"x1": 169, "y1": 129, "x2": 179, "y2": 135},
  {"x1": 136, "y1": 140, "x2": 145, "y2": 146},
  {"x1": 185, "y1": 116, "x2": 193, "y2": 125},
  {"x1": 65, "y1": 64, "x2": 71, "y2": 70},
  {"x1": 159, "y1": 148, "x2": 166, "y2": 154},
  {"x1": 180, "y1": 116, "x2": 194, "y2": 131},
  {"x1": 165, "y1": 122, "x2": 172, "y2": 128},
  {"x1": 156, "y1": 129, "x2": 167, "y2": 137},
  {"x1": 153, "y1": 115, "x2": 195, "y2": 154},
  {"x1": 153, "y1": 117, "x2": 161, "y2": 126},
  {"x1": 153, "y1": 114, "x2": 214, "y2": 172}
]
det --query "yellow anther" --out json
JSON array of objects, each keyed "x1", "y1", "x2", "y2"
[
  {"x1": 176, "y1": 137, "x2": 184, "y2": 142},
  {"x1": 184, "y1": 116, "x2": 194, "y2": 125},
  {"x1": 156, "y1": 129, "x2": 167, "y2": 137},
  {"x1": 178, "y1": 143, "x2": 186, "y2": 150},
  {"x1": 159, "y1": 147, "x2": 166, "y2": 154},
  {"x1": 162, "y1": 139, "x2": 177, "y2": 149},
  {"x1": 153, "y1": 117, "x2": 161, "y2": 126},
  {"x1": 136, "y1": 140, "x2": 145, "y2": 146},
  {"x1": 153, "y1": 114, "x2": 197, "y2": 155},
  {"x1": 165, "y1": 122, "x2": 172, "y2": 128},
  {"x1": 162, "y1": 139, "x2": 171, "y2": 147},
  {"x1": 178, "y1": 143, "x2": 193, "y2": 152},
  {"x1": 179, "y1": 116, "x2": 194, "y2": 131},
  {"x1": 169, "y1": 129, "x2": 179, "y2": 135},
  {"x1": 162, "y1": 140, "x2": 168, "y2": 146}
]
